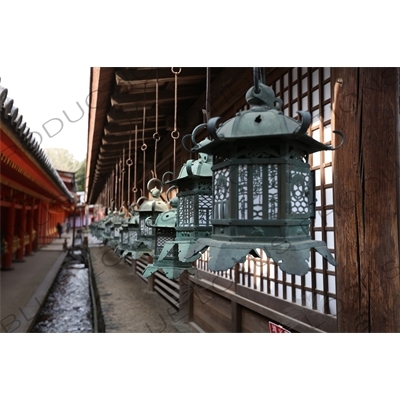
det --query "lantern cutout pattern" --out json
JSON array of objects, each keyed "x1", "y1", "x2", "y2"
[
  {"x1": 185, "y1": 81, "x2": 343, "y2": 276},
  {"x1": 125, "y1": 179, "x2": 169, "y2": 260},
  {"x1": 163, "y1": 144, "x2": 213, "y2": 258}
]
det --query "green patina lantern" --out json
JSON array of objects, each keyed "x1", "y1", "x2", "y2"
[
  {"x1": 116, "y1": 201, "x2": 141, "y2": 257},
  {"x1": 102, "y1": 212, "x2": 115, "y2": 243},
  {"x1": 126, "y1": 179, "x2": 169, "y2": 259},
  {"x1": 108, "y1": 211, "x2": 125, "y2": 248},
  {"x1": 95, "y1": 214, "x2": 108, "y2": 241},
  {"x1": 89, "y1": 221, "x2": 98, "y2": 237},
  {"x1": 142, "y1": 197, "x2": 196, "y2": 279},
  {"x1": 185, "y1": 77, "x2": 343, "y2": 276},
  {"x1": 146, "y1": 142, "x2": 214, "y2": 275}
]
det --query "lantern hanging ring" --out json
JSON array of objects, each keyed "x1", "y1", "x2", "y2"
[
  {"x1": 191, "y1": 123, "x2": 207, "y2": 146},
  {"x1": 182, "y1": 134, "x2": 197, "y2": 153},
  {"x1": 162, "y1": 171, "x2": 174, "y2": 186},
  {"x1": 165, "y1": 185, "x2": 178, "y2": 201},
  {"x1": 126, "y1": 158, "x2": 133, "y2": 166},
  {"x1": 147, "y1": 177, "x2": 163, "y2": 193},
  {"x1": 153, "y1": 132, "x2": 160, "y2": 141},
  {"x1": 141, "y1": 143, "x2": 147, "y2": 151},
  {"x1": 134, "y1": 196, "x2": 148, "y2": 208},
  {"x1": 171, "y1": 67, "x2": 181, "y2": 75}
]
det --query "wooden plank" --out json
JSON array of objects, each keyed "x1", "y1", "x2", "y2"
[
  {"x1": 231, "y1": 301, "x2": 241, "y2": 333},
  {"x1": 236, "y1": 285, "x2": 336, "y2": 332},
  {"x1": 154, "y1": 278, "x2": 179, "y2": 300},
  {"x1": 192, "y1": 291, "x2": 232, "y2": 333},
  {"x1": 190, "y1": 272, "x2": 328, "y2": 333},
  {"x1": 332, "y1": 67, "x2": 400, "y2": 332},
  {"x1": 242, "y1": 307, "x2": 275, "y2": 333}
]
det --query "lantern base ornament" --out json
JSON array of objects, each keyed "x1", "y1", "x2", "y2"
[{"x1": 185, "y1": 238, "x2": 337, "y2": 276}]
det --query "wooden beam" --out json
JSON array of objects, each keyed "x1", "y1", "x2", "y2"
[
  {"x1": 115, "y1": 67, "x2": 209, "y2": 86},
  {"x1": 332, "y1": 67, "x2": 400, "y2": 332},
  {"x1": 111, "y1": 88, "x2": 198, "y2": 106},
  {"x1": 107, "y1": 107, "x2": 170, "y2": 123}
]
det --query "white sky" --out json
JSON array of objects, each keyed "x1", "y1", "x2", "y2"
[{"x1": 0, "y1": 67, "x2": 90, "y2": 162}]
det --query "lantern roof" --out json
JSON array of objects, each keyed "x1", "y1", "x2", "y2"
[
  {"x1": 138, "y1": 187, "x2": 169, "y2": 213},
  {"x1": 167, "y1": 142, "x2": 213, "y2": 185},
  {"x1": 153, "y1": 208, "x2": 177, "y2": 228},
  {"x1": 191, "y1": 83, "x2": 334, "y2": 155},
  {"x1": 153, "y1": 197, "x2": 178, "y2": 228}
]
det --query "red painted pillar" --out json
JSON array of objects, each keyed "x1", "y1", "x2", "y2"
[
  {"x1": 26, "y1": 199, "x2": 34, "y2": 255},
  {"x1": 2, "y1": 198, "x2": 16, "y2": 270},
  {"x1": 33, "y1": 202, "x2": 39, "y2": 250},
  {"x1": 45, "y1": 205, "x2": 50, "y2": 244},
  {"x1": 16, "y1": 202, "x2": 27, "y2": 261}
]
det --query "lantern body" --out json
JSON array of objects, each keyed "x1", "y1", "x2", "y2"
[
  {"x1": 210, "y1": 141, "x2": 314, "y2": 242},
  {"x1": 102, "y1": 213, "x2": 115, "y2": 243},
  {"x1": 115, "y1": 219, "x2": 129, "y2": 256},
  {"x1": 108, "y1": 212, "x2": 124, "y2": 248},
  {"x1": 185, "y1": 83, "x2": 338, "y2": 275},
  {"x1": 143, "y1": 199, "x2": 197, "y2": 279},
  {"x1": 126, "y1": 188, "x2": 169, "y2": 259},
  {"x1": 152, "y1": 150, "x2": 213, "y2": 275}
]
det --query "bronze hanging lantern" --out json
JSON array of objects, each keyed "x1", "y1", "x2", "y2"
[
  {"x1": 125, "y1": 179, "x2": 169, "y2": 260},
  {"x1": 141, "y1": 196, "x2": 196, "y2": 279},
  {"x1": 184, "y1": 70, "x2": 344, "y2": 276},
  {"x1": 108, "y1": 210, "x2": 124, "y2": 248},
  {"x1": 155, "y1": 141, "x2": 213, "y2": 266},
  {"x1": 117, "y1": 202, "x2": 141, "y2": 258}
]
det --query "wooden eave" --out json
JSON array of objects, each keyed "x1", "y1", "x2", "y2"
[
  {"x1": 86, "y1": 67, "x2": 286, "y2": 204},
  {"x1": 0, "y1": 123, "x2": 73, "y2": 206}
]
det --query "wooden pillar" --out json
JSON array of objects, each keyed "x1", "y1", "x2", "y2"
[
  {"x1": 16, "y1": 202, "x2": 27, "y2": 261},
  {"x1": 26, "y1": 199, "x2": 34, "y2": 255},
  {"x1": 2, "y1": 198, "x2": 16, "y2": 270},
  {"x1": 332, "y1": 67, "x2": 400, "y2": 332},
  {"x1": 33, "y1": 202, "x2": 39, "y2": 251}
]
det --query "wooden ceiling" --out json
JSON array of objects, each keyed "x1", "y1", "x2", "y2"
[{"x1": 86, "y1": 67, "x2": 282, "y2": 204}]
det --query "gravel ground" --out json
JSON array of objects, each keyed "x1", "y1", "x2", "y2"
[{"x1": 89, "y1": 244, "x2": 196, "y2": 333}]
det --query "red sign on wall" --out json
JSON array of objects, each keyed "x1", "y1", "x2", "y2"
[{"x1": 269, "y1": 321, "x2": 291, "y2": 333}]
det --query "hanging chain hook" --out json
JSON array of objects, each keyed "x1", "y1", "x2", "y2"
[
  {"x1": 171, "y1": 68, "x2": 181, "y2": 176},
  {"x1": 253, "y1": 67, "x2": 266, "y2": 94},
  {"x1": 153, "y1": 70, "x2": 160, "y2": 178}
]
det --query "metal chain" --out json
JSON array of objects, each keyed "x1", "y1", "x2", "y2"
[
  {"x1": 118, "y1": 157, "x2": 122, "y2": 209},
  {"x1": 171, "y1": 67, "x2": 181, "y2": 176},
  {"x1": 133, "y1": 124, "x2": 138, "y2": 203},
  {"x1": 121, "y1": 147, "x2": 125, "y2": 207},
  {"x1": 153, "y1": 69, "x2": 160, "y2": 178},
  {"x1": 127, "y1": 126, "x2": 132, "y2": 205},
  {"x1": 206, "y1": 67, "x2": 210, "y2": 122},
  {"x1": 141, "y1": 84, "x2": 148, "y2": 195}
]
